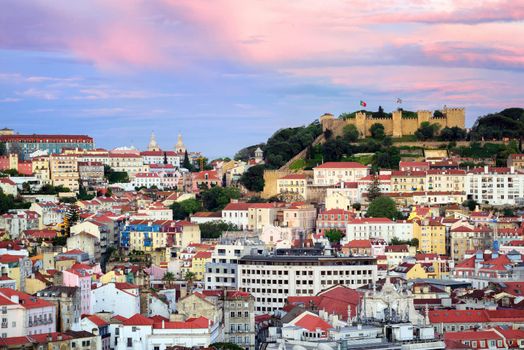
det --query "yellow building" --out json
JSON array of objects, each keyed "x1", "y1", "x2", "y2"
[
  {"x1": 49, "y1": 154, "x2": 79, "y2": 191},
  {"x1": 412, "y1": 220, "x2": 446, "y2": 255},
  {"x1": 393, "y1": 262, "x2": 429, "y2": 280},
  {"x1": 32, "y1": 156, "x2": 51, "y2": 185},
  {"x1": 425, "y1": 169, "x2": 465, "y2": 192},
  {"x1": 276, "y1": 174, "x2": 309, "y2": 200},
  {"x1": 129, "y1": 230, "x2": 167, "y2": 252},
  {"x1": 391, "y1": 170, "x2": 426, "y2": 192},
  {"x1": 320, "y1": 108, "x2": 465, "y2": 138},
  {"x1": 24, "y1": 277, "x2": 48, "y2": 294},
  {"x1": 100, "y1": 270, "x2": 127, "y2": 284},
  {"x1": 189, "y1": 251, "x2": 212, "y2": 281},
  {"x1": 172, "y1": 221, "x2": 201, "y2": 249},
  {"x1": 247, "y1": 204, "x2": 277, "y2": 231}
]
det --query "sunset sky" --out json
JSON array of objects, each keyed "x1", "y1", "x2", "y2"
[{"x1": 1, "y1": 0, "x2": 523, "y2": 157}]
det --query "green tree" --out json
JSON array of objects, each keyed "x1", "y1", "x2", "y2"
[
  {"x1": 390, "y1": 237, "x2": 419, "y2": 247},
  {"x1": 201, "y1": 187, "x2": 241, "y2": 211},
  {"x1": 211, "y1": 343, "x2": 245, "y2": 350},
  {"x1": 463, "y1": 199, "x2": 478, "y2": 211},
  {"x1": 0, "y1": 143, "x2": 6, "y2": 156},
  {"x1": 162, "y1": 271, "x2": 175, "y2": 288},
  {"x1": 184, "y1": 271, "x2": 197, "y2": 290},
  {"x1": 104, "y1": 165, "x2": 129, "y2": 184},
  {"x1": 343, "y1": 124, "x2": 359, "y2": 143},
  {"x1": 239, "y1": 165, "x2": 265, "y2": 192},
  {"x1": 325, "y1": 229, "x2": 343, "y2": 244},
  {"x1": 352, "y1": 203, "x2": 361, "y2": 211},
  {"x1": 366, "y1": 196, "x2": 401, "y2": 219},
  {"x1": 369, "y1": 123, "x2": 385, "y2": 140},
  {"x1": 199, "y1": 221, "x2": 240, "y2": 239},
  {"x1": 367, "y1": 174, "x2": 382, "y2": 202},
  {"x1": 415, "y1": 122, "x2": 440, "y2": 141},
  {"x1": 182, "y1": 150, "x2": 192, "y2": 170},
  {"x1": 170, "y1": 198, "x2": 202, "y2": 220}
]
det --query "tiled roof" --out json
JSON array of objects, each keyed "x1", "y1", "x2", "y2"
[
  {"x1": 314, "y1": 162, "x2": 367, "y2": 169},
  {"x1": 122, "y1": 314, "x2": 155, "y2": 326},
  {"x1": 294, "y1": 313, "x2": 333, "y2": 332}
]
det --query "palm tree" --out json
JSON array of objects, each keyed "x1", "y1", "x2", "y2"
[
  {"x1": 184, "y1": 271, "x2": 197, "y2": 291},
  {"x1": 162, "y1": 272, "x2": 175, "y2": 288}
]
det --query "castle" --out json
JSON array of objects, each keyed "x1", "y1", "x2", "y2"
[{"x1": 320, "y1": 107, "x2": 465, "y2": 138}]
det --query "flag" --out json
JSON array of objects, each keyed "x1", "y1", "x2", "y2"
[
  {"x1": 360, "y1": 100, "x2": 367, "y2": 107},
  {"x1": 396, "y1": 98, "x2": 402, "y2": 104}
]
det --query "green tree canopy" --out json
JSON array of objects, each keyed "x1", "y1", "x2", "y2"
[
  {"x1": 369, "y1": 123, "x2": 385, "y2": 140},
  {"x1": 325, "y1": 229, "x2": 343, "y2": 244},
  {"x1": 201, "y1": 186, "x2": 241, "y2": 211},
  {"x1": 343, "y1": 124, "x2": 359, "y2": 143},
  {"x1": 199, "y1": 221, "x2": 240, "y2": 239},
  {"x1": 170, "y1": 198, "x2": 202, "y2": 220},
  {"x1": 366, "y1": 196, "x2": 401, "y2": 220},
  {"x1": 239, "y1": 164, "x2": 265, "y2": 192},
  {"x1": 415, "y1": 122, "x2": 440, "y2": 141}
]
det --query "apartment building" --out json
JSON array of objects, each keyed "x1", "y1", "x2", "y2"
[
  {"x1": 237, "y1": 248, "x2": 377, "y2": 314},
  {"x1": 465, "y1": 166, "x2": 524, "y2": 206},
  {"x1": 313, "y1": 162, "x2": 369, "y2": 186}
]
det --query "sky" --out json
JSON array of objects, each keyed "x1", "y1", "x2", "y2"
[{"x1": 0, "y1": 0, "x2": 523, "y2": 158}]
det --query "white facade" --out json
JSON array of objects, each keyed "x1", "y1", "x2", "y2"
[
  {"x1": 313, "y1": 162, "x2": 369, "y2": 186},
  {"x1": 238, "y1": 254, "x2": 377, "y2": 314},
  {"x1": 221, "y1": 209, "x2": 249, "y2": 230},
  {"x1": 343, "y1": 219, "x2": 413, "y2": 244},
  {"x1": 0, "y1": 297, "x2": 24, "y2": 337},
  {"x1": 325, "y1": 186, "x2": 360, "y2": 210},
  {"x1": 91, "y1": 283, "x2": 140, "y2": 318},
  {"x1": 465, "y1": 166, "x2": 524, "y2": 205},
  {"x1": 132, "y1": 173, "x2": 162, "y2": 189}
]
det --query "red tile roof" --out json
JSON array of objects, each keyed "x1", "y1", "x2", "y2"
[
  {"x1": 314, "y1": 162, "x2": 367, "y2": 169},
  {"x1": 122, "y1": 314, "x2": 155, "y2": 326},
  {"x1": 294, "y1": 313, "x2": 332, "y2": 332},
  {"x1": 85, "y1": 315, "x2": 109, "y2": 327}
]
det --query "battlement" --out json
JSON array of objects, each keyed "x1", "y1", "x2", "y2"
[{"x1": 319, "y1": 106, "x2": 465, "y2": 138}]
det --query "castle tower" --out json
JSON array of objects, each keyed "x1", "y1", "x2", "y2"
[
  {"x1": 254, "y1": 147, "x2": 263, "y2": 162},
  {"x1": 355, "y1": 112, "x2": 367, "y2": 137},
  {"x1": 392, "y1": 110, "x2": 403, "y2": 138},
  {"x1": 175, "y1": 133, "x2": 186, "y2": 154},
  {"x1": 443, "y1": 107, "x2": 466, "y2": 128},
  {"x1": 148, "y1": 131, "x2": 160, "y2": 152},
  {"x1": 319, "y1": 113, "x2": 334, "y2": 132}
]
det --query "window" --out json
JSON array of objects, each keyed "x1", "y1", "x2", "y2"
[{"x1": 127, "y1": 338, "x2": 132, "y2": 347}]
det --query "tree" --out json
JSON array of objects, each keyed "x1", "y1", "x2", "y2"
[
  {"x1": 182, "y1": 150, "x2": 192, "y2": 170},
  {"x1": 367, "y1": 174, "x2": 382, "y2": 202},
  {"x1": 390, "y1": 237, "x2": 419, "y2": 247},
  {"x1": 199, "y1": 221, "x2": 240, "y2": 239},
  {"x1": 184, "y1": 271, "x2": 197, "y2": 290},
  {"x1": 343, "y1": 124, "x2": 359, "y2": 143},
  {"x1": 325, "y1": 229, "x2": 343, "y2": 244},
  {"x1": 211, "y1": 343, "x2": 245, "y2": 350},
  {"x1": 170, "y1": 198, "x2": 202, "y2": 220},
  {"x1": 503, "y1": 208, "x2": 515, "y2": 217},
  {"x1": 21, "y1": 182, "x2": 31, "y2": 194},
  {"x1": 366, "y1": 196, "x2": 401, "y2": 219},
  {"x1": 162, "y1": 271, "x2": 175, "y2": 288},
  {"x1": 104, "y1": 165, "x2": 129, "y2": 184},
  {"x1": 439, "y1": 126, "x2": 467, "y2": 141},
  {"x1": 463, "y1": 199, "x2": 478, "y2": 211},
  {"x1": 352, "y1": 203, "x2": 361, "y2": 211},
  {"x1": 415, "y1": 122, "x2": 440, "y2": 141},
  {"x1": 239, "y1": 165, "x2": 265, "y2": 192},
  {"x1": 105, "y1": 188, "x2": 113, "y2": 197},
  {"x1": 0, "y1": 143, "x2": 6, "y2": 156},
  {"x1": 369, "y1": 123, "x2": 385, "y2": 140},
  {"x1": 200, "y1": 186, "x2": 241, "y2": 211}
]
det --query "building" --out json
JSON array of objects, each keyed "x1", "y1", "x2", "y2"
[
  {"x1": 316, "y1": 209, "x2": 355, "y2": 235},
  {"x1": 343, "y1": 218, "x2": 413, "y2": 243},
  {"x1": 0, "y1": 178, "x2": 17, "y2": 196},
  {"x1": 49, "y1": 154, "x2": 80, "y2": 191},
  {"x1": 0, "y1": 134, "x2": 94, "y2": 160},
  {"x1": 91, "y1": 282, "x2": 140, "y2": 318},
  {"x1": 319, "y1": 107, "x2": 465, "y2": 138},
  {"x1": 508, "y1": 154, "x2": 524, "y2": 170},
  {"x1": 223, "y1": 290, "x2": 256, "y2": 350},
  {"x1": 78, "y1": 161, "x2": 105, "y2": 189},
  {"x1": 465, "y1": 166, "x2": 524, "y2": 206},
  {"x1": 237, "y1": 248, "x2": 377, "y2": 314},
  {"x1": 0, "y1": 288, "x2": 57, "y2": 336},
  {"x1": 412, "y1": 219, "x2": 446, "y2": 255},
  {"x1": 277, "y1": 174, "x2": 309, "y2": 200},
  {"x1": 313, "y1": 162, "x2": 369, "y2": 186},
  {"x1": 325, "y1": 182, "x2": 360, "y2": 210},
  {"x1": 36, "y1": 286, "x2": 81, "y2": 332},
  {"x1": 204, "y1": 236, "x2": 265, "y2": 290}
]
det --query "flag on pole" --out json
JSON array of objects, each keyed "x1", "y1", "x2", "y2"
[
  {"x1": 360, "y1": 100, "x2": 367, "y2": 107},
  {"x1": 396, "y1": 98, "x2": 403, "y2": 104}
]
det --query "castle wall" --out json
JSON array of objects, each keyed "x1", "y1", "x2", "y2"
[{"x1": 320, "y1": 107, "x2": 465, "y2": 138}]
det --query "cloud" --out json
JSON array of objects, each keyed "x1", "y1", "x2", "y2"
[
  {"x1": 0, "y1": 97, "x2": 20, "y2": 103},
  {"x1": 18, "y1": 88, "x2": 58, "y2": 100}
]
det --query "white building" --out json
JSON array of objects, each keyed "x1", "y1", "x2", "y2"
[
  {"x1": 237, "y1": 249, "x2": 377, "y2": 314},
  {"x1": 205, "y1": 236, "x2": 265, "y2": 290},
  {"x1": 221, "y1": 202, "x2": 251, "y2": 230},
  {"x1": 29, "y1": 202, "x2": 65, "y2": 228},
  {"x1": 343, "y1": 218, "x2": 413, "y2": 244},
  {"x1": 0, "y1": 178, "x2": 18, "y2": 196},
  {"x1": 91, "y1": 282, "x2": 140, "y2": 318},
  {"x1": 0, "y1": 210, "x2": 39, "y2": 239},
  {"x1": 132, "y1": 172, "x2": 162, "y2": 189},
  {"x1": 325, "y1": 182, "x2": 360, "y2": 210},
  {"x1": 313, "y1": 162, "x2": 369, "y2": 186},
  {"x1": 465, "y1": 166, "x2": 524, "y2": 205}
]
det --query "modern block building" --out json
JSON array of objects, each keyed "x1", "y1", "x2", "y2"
[{"x1": 0, "y1": 134, "x2": 94, "y2": 160}]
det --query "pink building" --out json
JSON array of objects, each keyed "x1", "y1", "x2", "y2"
[{"x1": 62, "y1": 268, "x2": 92, "y2": 316}]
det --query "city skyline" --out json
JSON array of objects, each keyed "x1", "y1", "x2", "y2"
[{"x1": 1, "y1": 0, "x2": 523, "y2": 157}]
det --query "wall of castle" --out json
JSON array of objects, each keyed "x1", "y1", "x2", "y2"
[{"x1": 320, "y1": 108, "x2": 465, "y2": 138}]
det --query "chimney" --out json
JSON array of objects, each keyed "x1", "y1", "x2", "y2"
[
  {"x1": 484, "y1": 165, "x2": 489, "y2": 174},
  {"x1": 162, "y1": 320, "x2": 165, "y2": 328}
]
